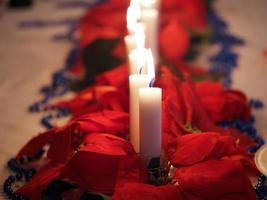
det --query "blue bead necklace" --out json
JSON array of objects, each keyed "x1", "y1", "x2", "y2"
[
  {"x1": 209, "y1": 8, "x2": 266, "y2": 198},
  {"x1": 3, "y1": 149, "x2": 45, "y2": 200}
]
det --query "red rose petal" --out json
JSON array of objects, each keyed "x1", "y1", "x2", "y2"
[
  {"x1": 17, "y1": 162, "x2": 64, "y2": 200},
  {"x1": 195, "y1": 82, "x2": 251, "y2": 122},
  {"x1": 47, "y1": 128, "x2": 72, "y2": 163},
  {"x1": 159, "y1": 20, "x2": 190, "y2": 63},
  {"x1": 62, "y1": 134, "x2": 145, "y2": 195},
  {"x1": 170, "y1": 132, "x2": 236, "y2": 166},
  {"x1": 99, "y1": 90, "x2": 129, "y2": 112},
  {"x1": 111, "y1": 183, "x2": 182, "y2": 200},
  {"x1": 96, "y1": 64, "x2": 129, "y2": 90},
  {"x1": 175, "y1": 160, "x2": 256, "y2": 200},
  {"x1": 17, "y1": 129, "x2": 54, "y2": 159}
]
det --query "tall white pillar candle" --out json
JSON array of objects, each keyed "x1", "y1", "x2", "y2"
[
  {"x1": 125, "y1": 4, "x2": 142, "y2": 55},
  {"x1": 129, "y1": 74, "x2": 150, "y2": 152},
  {"x1": 140, "y1": 0, "x2": 161, "y2": 10},
  {"x1": 126, "y1": 5, "x2": 141, "y2": 34},
  {"x1": 139, "y1": 87, "x2": 162, "y2": 166},
  {"x1": 140, "y1": 9, "x2": 159, "y2": 65},
  {"x1": 125, "y1": 23, "x2": 146, "y2": 74},
  {"x1": 124, "y1": 35, "x2": 137, "y2": 54}
]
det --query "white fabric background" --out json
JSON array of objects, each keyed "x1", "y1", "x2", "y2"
[{"x1": 0, "y1": 0, "x2": 266, "y2": 198}]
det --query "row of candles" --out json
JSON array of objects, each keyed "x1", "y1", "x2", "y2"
[
  {"x1": 125, "y1": 0, "x2": 162, "y2": 166},
  {"x1": 125, "y1": 0, "x2": 267, "y2": 178}
]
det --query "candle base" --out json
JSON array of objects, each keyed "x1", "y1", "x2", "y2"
[{"x1": 147, "y1": 157, "x2": 176, "y2": 186}]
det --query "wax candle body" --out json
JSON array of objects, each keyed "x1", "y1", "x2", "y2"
[
  {"x1": 140, "y1": 9, "x2": 159, "y2": 65},
  {"x1": 139, "y1": 87, "x2": 162, "y2": 166},
  {"x1": 124, "y1": 35, "x2": 137, "y2": 54},
  {"x1": 129, "y1": 74, "x2": 150, "y2": 153},
  {"x1": 140, "y1": 0, "x2": 161, "y2": 10}
]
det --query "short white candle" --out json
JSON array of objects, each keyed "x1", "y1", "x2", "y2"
[
  {"x1": 129, "y1": 74, "x2": 150, "y2": 153},
  {"x1": 140, "y1": 9, "x2": 159, "y2": 65},
  {"x1": 139, "y1": 87, "x2": 162, "y2": 166},
  {"x1": 138, "y1": 48, "x2": 162, "y2": 166}
]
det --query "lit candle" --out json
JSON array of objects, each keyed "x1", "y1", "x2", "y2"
[
  {"x1": 128, "y1": 23, "x2": 146, "y2": 74},
  {"x1": 129, "y1": 74, "x2": 150, "y2": 153},
  {"x1": 140, "y1": 0, "x2": 160, "y2": 10},
  {"x1": 139, "y1": 49, "x2": 162, "y2": 166},
  {"x1": 140, "y1": 9, "x2": 159, "y2": 66},
  {"x1": 124, "y1": 35, "x2": 137, "y2": 54},
  {"x1": 126, "y1": 4, "x2": 141, "y2": 34},
  {"x1": 124, "y1": 3, "x2": 141, "y2": 54}
]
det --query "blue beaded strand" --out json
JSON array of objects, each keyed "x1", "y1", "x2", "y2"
[
  {"x1": 41, "y1": 108, "x2": 70, "y2": 129},
  {"x1": 249, "y1": 99, "x2": 264, "y2": 109},
  {"x1": 255, "y1": 175, "x2": 267, "y2": 200},
  {"x1": 56, "y1": 0, "x2": 106, "y2": 9},
  {"x1": 28, "y1": 71, "x2": 70, "y2": 113},
  {"x1": 4, "y1": 176, "x2": 25, "y2": 200},
  {"x1": 3, "y1": 150, "x2": 45, "y2": 200},
  {"x1": 25, "y1": 0, "x2": 103, "y2": 128},
  {"x1": 57, "y1": 0, "x2": 97, "y2": 9},
  {"x1": 219, "y1": 117, "x2": 266, "y2": 198},
  {"x1": 18, "y1": 18, "x2": 78, "y2": 28},
  {"x1": 208, "y1": 9, "x2": 244, "y2": 88},
  {"x1": 219, "y1": 116, "x2": 264, "y2": 153},
  {"x1": 209, "y1": 7, "x2": 266, "y2": 199},
  {"x1": 27, "y1": 46, "x2": 78, "y2": 115}
]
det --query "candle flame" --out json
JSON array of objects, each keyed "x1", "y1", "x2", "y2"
[
  {"x1": 129, "y1": 48, "x2": 147, "y2": 73},
  {"x1": 136, "y1": 48, "x2": 147, "y2": 72},
  {"x1": 147, "y1": 48, "x2": 155, "y2": 82}
]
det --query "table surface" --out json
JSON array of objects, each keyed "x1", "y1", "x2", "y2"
[{"x1": 0, "y1": 0, "x2": 267, "y2": 199}]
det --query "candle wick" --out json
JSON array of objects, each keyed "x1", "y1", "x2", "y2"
[
  {"x1": 139, "y1": 67, "x2": 143, "y2": 74},
  {"x1": 149, "y1": 78, "x2": 155, "y2": 87}
]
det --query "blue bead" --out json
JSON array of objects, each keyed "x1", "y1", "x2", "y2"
[
  {"x1": 41, "y1": 116, "x2": 54, "y2": 129},
  {"x1": 255, "y1": 174, "x2": 266, "y2": 199},
  {"x1": 15, "y1": 173, "x2": 23, "y2": 180}
]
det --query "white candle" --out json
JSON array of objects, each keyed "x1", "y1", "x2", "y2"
[
  {"x1": 139, "y1": 48, "x2": 162, "y2": 166},
  {"x1": 139, "y1": 87, "x2": 162, "y2": 166},
  {"x1": 129, "y1": 74, "x2": 150, "y2": 152},
  {"x1": 140, "y1": 0, "x2": 160, "y2": 10},
  {"x1": 124, "y1": 35, "x2": 137, "y2": 54},
  {"x1": 124, "y1": 7, "x2": 140, "y2": 54},
  {"x1": 126, "y1": 5, "x2": 141, "y2": 34},
  {"x1": 140, "y1": 9, "x2": 159, "y2": 65},
  {"x1": 127, "y1": 24, "x2": 146, "y2": 74}
]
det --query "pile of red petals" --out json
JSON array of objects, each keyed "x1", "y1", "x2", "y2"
[
  {"x1": 16, "y1": 64, "x2": 258, "y2": 200},
  {"x1": 13, "y1": 0, "x2": 260, "y2": 200}
]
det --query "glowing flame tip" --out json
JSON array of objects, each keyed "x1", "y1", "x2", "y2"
[{"x1": 147, "y1": 49, "x2": 155, "y2": 82}]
